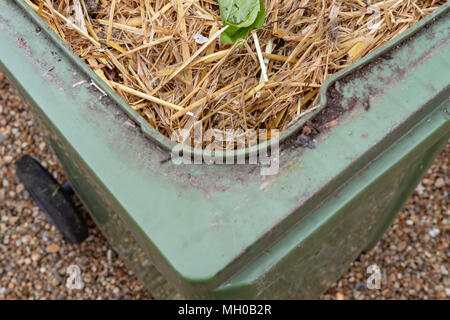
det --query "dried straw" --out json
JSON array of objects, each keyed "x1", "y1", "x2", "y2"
[{"x1": 26, "y1": 0, "x2": 446, "y2": 147}]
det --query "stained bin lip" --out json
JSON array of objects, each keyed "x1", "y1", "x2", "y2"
[
  {"x1": 14, "y1": 0, "x2": 448, "y2": 159},
  {"x1": 2, "y1": 1, "x2": 449, "y2": 288}
]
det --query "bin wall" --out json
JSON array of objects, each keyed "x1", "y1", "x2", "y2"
[{"x1": 213, "y1": 102, "x2": 450, "y2": 299}]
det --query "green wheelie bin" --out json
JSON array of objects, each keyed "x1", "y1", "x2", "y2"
[{"x1": 0, "y1": 1, "x2": 449, "y2": 299}]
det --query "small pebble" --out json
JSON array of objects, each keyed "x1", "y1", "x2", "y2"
[
  {"x1": 16, "y1": 183, "x2": 24, "y2": 194},
  {"x1": 355, "y1": 282, "x2": 367, "y2": 291},
  {"x1": 435, "y1": 178, "x2": 445, "y2": 188},
  {"x1": 435, "y1": 285, "x2": 444, "y2": 292},
  {"x1": 416, "y1": 183, "x2": 425, "y2": 192},
  {"x1": 31, "y1": 252, "x2": 41, "y2": 262},
  {"x1": 46, "y1": 243, "x2": 60, "y2": 253},
  {"x1": 0, "y1": 133, "x2": 6, "y2": 145},
  {"x1": 0, "y1": 287, "x2": 8, "y2": 297},
  {"x1": 397, "y1": 241, "x2": 407, "y2": 252},
  {"x1": 429, "y1": 228, "x2": 440, "y2": 238},
  {"x1": 336, "y1": 293, "x2": 345, "y2": 300}
]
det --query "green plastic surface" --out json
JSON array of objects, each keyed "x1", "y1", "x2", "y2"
[{"x1": 0, "y1": 1, "x2": 449, "y2": 299}]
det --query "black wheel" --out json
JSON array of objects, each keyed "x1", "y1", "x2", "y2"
[{"x1": 15, "y1": 155, "x2": 88, "y2": 243}]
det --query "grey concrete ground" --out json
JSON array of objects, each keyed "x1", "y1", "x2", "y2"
[{"x1": 0, "y1": 72, "x2": 449, "y2": 299}]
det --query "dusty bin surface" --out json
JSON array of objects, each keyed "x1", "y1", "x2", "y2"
[{"x1": 0, "y1": 1, "x2": 449, "y2": 299}]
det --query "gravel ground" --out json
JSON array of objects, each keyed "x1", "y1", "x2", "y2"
[
  {"x1": 0, "y1": 72, "x2": 449, "y2": 300},
  {"x1": 322, "y1": 142, "x2": 449, "y2": 300}
]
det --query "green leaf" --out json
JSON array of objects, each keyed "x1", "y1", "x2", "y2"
[
  {"x1": 219, "y1": 0, "x2": 266, "y2": 44},
  {"x1": 219, "y1": 0, "x2": 260, "y2": 27}
]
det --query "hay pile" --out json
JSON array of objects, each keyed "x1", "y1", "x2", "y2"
[{"x1": 26, "y1": 0, "x2": 446, "y2": 147}]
